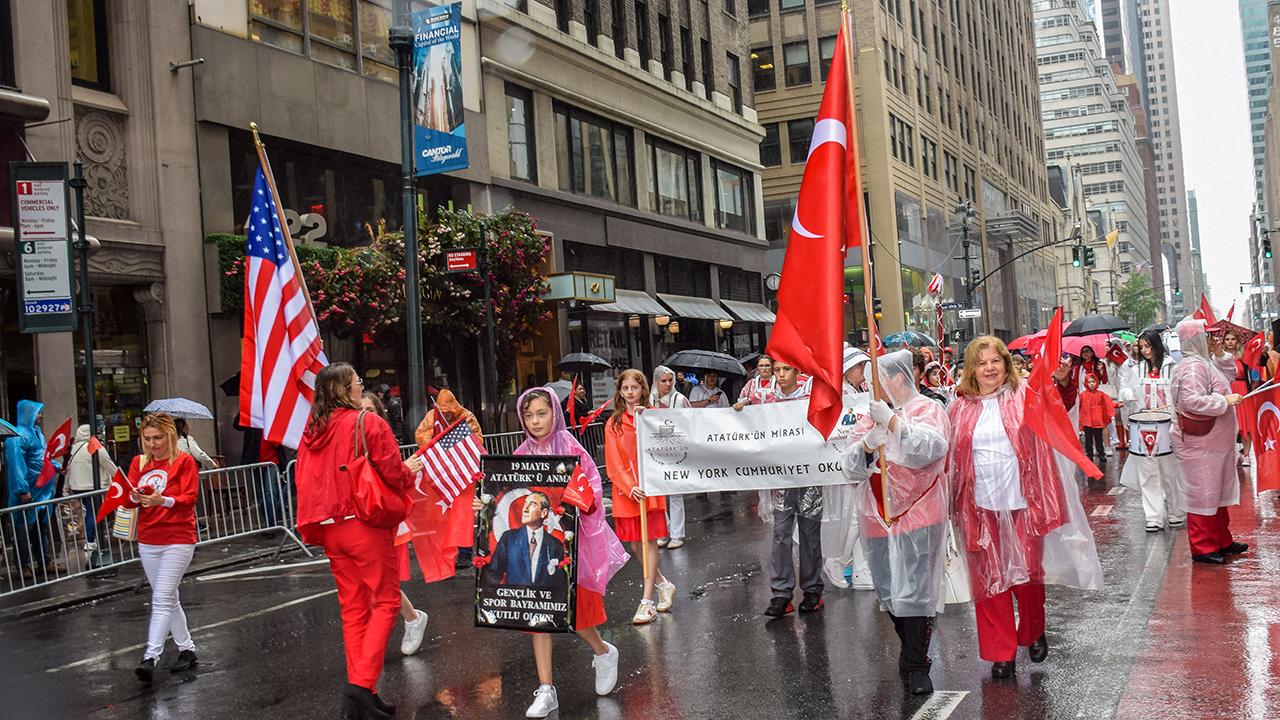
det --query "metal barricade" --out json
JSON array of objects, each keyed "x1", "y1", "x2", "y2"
[{"x1": 0, "y1": 462, "x2": 309, "y2": 597}]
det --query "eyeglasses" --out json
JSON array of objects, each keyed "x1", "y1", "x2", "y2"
[{"x1": 353, "y1": 377, "x2": 364, "y2": 388}]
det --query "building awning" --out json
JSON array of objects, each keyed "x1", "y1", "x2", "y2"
[
  {"x1": 720, "y1": 299, "x2": 776, "y2": 324},
  {"x1": 590, "y1": 289, "x2": 670, "y2": 316},
  {"x1": 657, "y1": 293, "x2": 728, "y2": 321}
]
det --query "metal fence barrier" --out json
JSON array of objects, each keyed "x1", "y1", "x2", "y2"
[{"x1": 0, "y1": 462, "x2": 308, "y2": 597}]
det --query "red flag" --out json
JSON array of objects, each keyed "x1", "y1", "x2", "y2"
[
  {"x1": 1245, "y1": 333, "x2": 1266, "y2": 368},
  {"x1": 95, "y1": 467, "x2": 135, "y2": 522},
  {"x1": 87, "y1": 435, "x2": 104, "y2": 456},
  {"x1": 35, "y1": 417, "x2": 73, "y2": 488},
  {"x1": 1192, "y1": 293, "x2": 1218, "y2": 325},
  {"x1": 1227, "y1": 301, "x2": 1236, "y2": 322},
  {"x1": 1243, "y1": 384, "x2": 1280, "y2": 493},
  {"x1": 578, "y1": 400, "x2": 611, "y2": 433},
  {"x1": 567, "y1": 376, "x2": 579, "y2": 428},
  {"x1": 766, "y1": 21, "x2": 861, "y2": 439},
  {"x1": 1025, "y1": 308, "x2": 1103, "y2": 479},
  {"x1": 404, "y1": 418, "x2": 485, "y2": 582},
  {"x1": 562, "y1": 464, "x2": 596, "y2": 513}
]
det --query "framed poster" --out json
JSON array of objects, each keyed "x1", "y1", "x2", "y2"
[{"x1": 473, "y1": 455, "x2": 579, "y2": 633}]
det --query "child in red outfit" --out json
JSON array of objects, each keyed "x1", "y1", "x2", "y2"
[{"x1": 1078, "y1": 374, "x2": 1115, "y2": 468}]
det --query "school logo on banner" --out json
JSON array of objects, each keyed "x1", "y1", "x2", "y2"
[{"x1": 411, "y1": 3, "x2": 469, "y2": 176}]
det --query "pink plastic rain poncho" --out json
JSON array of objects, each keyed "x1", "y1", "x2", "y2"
[
  {"x1": 514, "y1": 386, "x2": 630, "y2": 594},
  {"x1": 947, "y1": 380, "x2": 1102, "y2": 602},
  {"x1": 1170, "y1": 320, "x2": 1241, "y2": 516},
  {"x1": 842, "y1": 351, "x2": 952, "y2": 616}
]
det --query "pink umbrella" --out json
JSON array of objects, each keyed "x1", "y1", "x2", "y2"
[
  {"x1": 1061, "y1": 333, "x2": 1112, "y2": 358},
  {"x1": 1008, "y1": 329, "x2": 1048, "y2": 353}
]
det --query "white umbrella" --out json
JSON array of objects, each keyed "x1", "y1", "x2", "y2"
[{"x1": 144, "y1": 398, "x2": 215, "y2": 420}]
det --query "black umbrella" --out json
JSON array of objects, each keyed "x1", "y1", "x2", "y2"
[
  {"x1": 661, "y1": 350, "x2": 747, "y2": 377},
  {"x1": 738, "y1": 351, "x2": 763, "y2": 370},
  {"x1": 556, "y1": 352, "x2": 612, "y2": 374},
  {"x1": 1063, "y1": 314, "x2": 1129, "y2": 337},
  {"x1": 220, "y1": 373, "x2": 241, "y2": 397},
  {"x1": 1142, "y1": 321, "x2": 1171, "y2": 333}
]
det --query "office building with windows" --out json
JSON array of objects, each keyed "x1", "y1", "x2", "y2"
[
  {"x1": 750, "y1": 0, "x2": 1060, "y2": 341},
  {"x1": 1035, "y1": 0, "x2": 1151, "y2": 316},
  {"x1": 1241, "y1": 0, "x2": 1277, "y2": 326}
]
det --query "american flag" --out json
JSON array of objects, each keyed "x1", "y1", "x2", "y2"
[
  {"x1": 414, "y1": 417, "x2": 485, "y2": 510},
  {"x1": 238, "y1": 166, "x2": 327, "y2": 449}
]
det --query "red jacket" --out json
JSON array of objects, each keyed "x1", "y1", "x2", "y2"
[
  {"x1": 126, "y1": 452, "x2": 200, "y2": 545},
  {"x1": 1078, "y1": 388, "x2": 1115, "y2": 429},
  {"x1": 295, "y1": 408, "x2": 415, "y2": 544}
]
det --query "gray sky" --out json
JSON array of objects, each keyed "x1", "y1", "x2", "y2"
[{"x1": 1170, "y1": 0, "x2": 1255, "y2": 315}]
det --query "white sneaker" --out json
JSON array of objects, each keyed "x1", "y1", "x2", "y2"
[
  {"x1": 632, "y1": 599, "x2": 658, "y2": 624},
  {"x1": 592, "y1": 642, "x2": 620, "y2": 695},
  {"x1": 82, "y1": 541, "x2": 97, "y2": 553},
  {"x1": 655, "y1": 581, "x2": 676, "y2": 612},
  {"x1": 526, "y1": 684, "x2": 558, "y2": 718},
  {"x1": 666, "y1": 538, "x2": 685, "y2": 549},
  {"x1": 400, "y1": 609, "x2": 428, "y2": 655},
  {"x1": 823, "y1": 559, "x2": 850, "y2": 589},
  {"x1": 850, "y1": 567, "x2": 874, "y2": 590}
]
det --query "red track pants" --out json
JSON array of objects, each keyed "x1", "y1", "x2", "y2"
[
  {"x1": 1187, "y1": 507, "x2": 1233, "y2": 556},
  {"x1": 321, "y1": 519, "x2": 401, "y2": 690},
  {"x1": 974, "y1": 582, "x2": 1045, "y2": 662}
]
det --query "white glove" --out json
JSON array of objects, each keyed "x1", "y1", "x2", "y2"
[
  {"x1": 862, "y1": 425, "x2": 888, "y2": 452},
  {"x1": 868, "y1": 399, "x2": 894, "y2": 426}
]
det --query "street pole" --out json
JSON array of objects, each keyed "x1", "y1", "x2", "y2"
[
  {"x1": 391, "y1": 0, "x2": 425, "y2": 442},
  {"x1": 69, "y1": 161, "x2": 98, "y2": 492},
  {"x1": 957, "y1": 201, "x2": 976, "y2": 342},
  {"x1": 481, "y1": 234, "x2": 500, "y2": 431}
]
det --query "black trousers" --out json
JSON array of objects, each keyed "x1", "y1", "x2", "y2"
[
  {"x1": 890, "y1": 613, "x2": 933, "y2": 675},
  {"x1": 1083, "y1": 427, "x2": 1107, "y2": 463}
]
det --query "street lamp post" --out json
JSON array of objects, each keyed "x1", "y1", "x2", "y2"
[
  {"x1": 956, "y1": 200, "x2": 977, "y2": 340},
  {"x1": 390, "y1": 0, "x2": 425, "y2": 442},
  {"x1": 69, "y1": 161, "x2": 98, "y2": 490}
]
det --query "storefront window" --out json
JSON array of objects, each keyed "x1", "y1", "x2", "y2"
[
  {"x1": 74, "y1": 285, "x2": 149, "y2": 457},
  {"x1": 648, "y1": 138, "x2": 703, "y2": 222},
  {"x1": 554, "y1": 102, "x2": 636, "y2": 206},
  {"x1": 713, "y1": 160, "x2": 755, "y2": 234},
  {"x1": 68, "y1": 0, "x2": 111, "y2": 91}
]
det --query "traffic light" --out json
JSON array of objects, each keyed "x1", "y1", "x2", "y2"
[
  {"x1": 1265, "y1": 236, "x2": 1273, "y2": 259},
  {"x1": 970, "y1": 269, "x2": 981, "y2": 287},
  {"x1": 1083, "y1": 246, "x2": 1096, "y2": 267},
  {"x1": 1072, "y1": 246, "x2": 1082, "y2": 267},
  {"x1": 872, "y1": 296, "x2": 883, "y2": 320}
]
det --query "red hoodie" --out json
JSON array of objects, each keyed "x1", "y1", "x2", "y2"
[
  {"x1": 1078, "y1": 387, "x2": 1115, "y2": 429},
  {"x1": 295, "y1": 407, "x2": 416, "y2": 544}
]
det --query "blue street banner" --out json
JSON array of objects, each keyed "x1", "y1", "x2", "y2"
[{"x1": 411, "y1": 3, "x2": 468, "y2": 176}]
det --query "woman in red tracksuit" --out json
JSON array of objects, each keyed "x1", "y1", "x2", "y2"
[
  {"x1": 127, "y1": 412, "x2": 201, "y2": 683},
  {"x1": 296, "y1": 363, "x2": 425, "y2": 720}
]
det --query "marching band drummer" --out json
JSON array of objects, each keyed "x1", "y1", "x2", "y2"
[{"x1": 1118, "y1": 329, "x2": 1185, "y2": 533}]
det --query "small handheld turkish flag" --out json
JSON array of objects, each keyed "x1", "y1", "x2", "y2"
[
  {"x1": 35, "y1": 417, "x2": 74, "y2": 488},
  {"x1": 562, "y1": 464, "x2": 595, "y2": 513},
  {"x1": 96, "y1": 468, "x2": 136, "y2": 522},
  {"x1": 1244, "y1": 385, "x2": 1280, "y2": 493},
  {"x1": 1244, "y1": 334, "x2": 1266, "y2": 368}
]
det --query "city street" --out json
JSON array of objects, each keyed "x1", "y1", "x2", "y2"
[{"x1": 2, "y1": 460, "x2": 1276, "y2": 720}]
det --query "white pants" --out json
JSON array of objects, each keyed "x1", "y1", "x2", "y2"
[
  {"x1": 139, "y1": 543, "x2": 196, "y2": 660},
  {"x1": 666, "y1": 495, "x2": 686, "y2": 540},
  {"x1": 1135, "y1": 455, "x2": 1184, "y2": 526}
]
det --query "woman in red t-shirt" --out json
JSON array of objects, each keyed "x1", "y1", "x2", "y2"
[{"x1": 126, "y1": 412, "x2": 201, "y2": 683}]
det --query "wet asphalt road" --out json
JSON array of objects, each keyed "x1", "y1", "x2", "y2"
[{"x1": 0, "y1": 456, "x2": 1231, "y2": 720}]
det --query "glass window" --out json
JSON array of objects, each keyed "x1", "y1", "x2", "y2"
[
  {"x1": 681, "y1": 27, "x2": 694, "y2": 91},
  {"x1": 783, "y1": 41, "x2": 810, "y2": 86},
  {"x1": 724, "y1": 0, "x2": 736, "y2": 15},
  {"x1": 555, "y1": 103, "x2": 636, "y2": 206},
  {"x1": 763, "y1": 198, "x2": 796, "y2": 247},
  {"x1": 506, "y1": 84, "x2": 536, "y2": 182},
  {"x1": 611, "y1": 0, "x2": 626, "y2": 59},
  {"x1": 726, "y1": 53, "x2": 743, "y2": 113},
  {"x1": 1, "y1": 0, "x2": 16, "y2": 89},
  {"x1": 818, "y1": 35, "x2": 837, "y2": 81},
  {"x1": 760, "y1": 123, "x2": 781, "y2": 166},
  {"x1": 659, "y1": 14, "x2": 673, "y2": 80},
  {"x1": 787, "y1": 118, "x2": 813, "y2": 164},
  {"x1": 307, "y1": 0, "x2": 356, "y2": 69},
  {"x1": 584, "y1": 0, "x2": 599, "y2": 44},
  {"x1": 358, "y1": 0, "x2": 396, "y2": 82},
  {"x1": 251, "y1": 0, "x2": 305, "y2": 53},
  {"x1": 780, "y1": 0, "x2": 804, "y2": 9},
  {"x1": 636, "y1": 1, "x2": 651, "y2": 62},
  {"x1": 649, "y1": 138, "x2": 703, "y2": 222},
  {"x1": 68, "y1": 0, "x2": 111, "y2": 91},
  {"x1": 752, "y1": 46, "x2": 775, "y2": 92},
  {"x1": 556, "y1": 0, "x2": 571, "y2": 32},
  {"x1": 701, "y1": 39, "x2": 715, "y2": 97},
  {"x1": 748, "y1": 0, "x2": 770, "y2": 15},
  {"x1": 713, "y1": 160, "x2": 755, "y2": 234}
]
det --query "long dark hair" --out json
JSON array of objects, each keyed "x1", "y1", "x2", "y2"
[
  {"x1": 308, "y1": 362, "x2": 361, "y2": 432},
  {"x1": 1137, "y1": 329, "x2": 1166, "y2": 372}
]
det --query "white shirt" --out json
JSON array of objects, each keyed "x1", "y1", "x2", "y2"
[
  {"x1": 690, "y1": 384, "x2": 729, "y2": 408},
  {"x1": 972, "y1": 397, "x2": 1025, "y2": 511},
  {"x1": 527, "y1": 526, "x2": 544, "y2": 579}
]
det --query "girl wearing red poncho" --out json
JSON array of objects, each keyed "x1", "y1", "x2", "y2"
[
  {"x1": 946, "y1": 336, "x2": 1090, "y2": 680},
  {"x1": 126, "y1": 412, "x2": 201, "y2": 683}
]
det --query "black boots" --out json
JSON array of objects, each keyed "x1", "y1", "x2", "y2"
[
  {"x1": 342, "y1": 684, "x2": 393, "y2": 720},
  {"x1": 991, "y1": 660, "x2": 1015, "y2": 679},
  {"x1": 135, "y1": 657, "x2": 156, "y2": 683},
  {"x1": 1028, "y1": 634, "x2": 1049, "y2": 663},
  {"x1": 1193, "y1": 552, "x2": 1227, "y2": 565}
]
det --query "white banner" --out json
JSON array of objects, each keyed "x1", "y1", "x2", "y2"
[{"x1": 637, "y1": 399, "x2": 867, "y2": 496}]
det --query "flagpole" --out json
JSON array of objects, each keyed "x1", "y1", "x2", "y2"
[
  {"x1": 840, "y1": 6, "x2": 891, "y2": 524},
  {"x1": 250, "y1": 122, "x2": 321, "y2": 330}
]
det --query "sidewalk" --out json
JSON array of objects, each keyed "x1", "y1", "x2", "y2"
[{"x1": 1115, "y1": 468, "x2": 1280, "y2": 720}]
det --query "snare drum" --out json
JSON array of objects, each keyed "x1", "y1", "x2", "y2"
[{"x1": 1128, "y1": 410, "x2": 1173, "y2": 457}]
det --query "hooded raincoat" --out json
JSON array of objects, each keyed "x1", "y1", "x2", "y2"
[
  {"x1": 514, "y1": 387, "x2": 628, "y2": 595},
  {"x1": 1170, "y1": 320, "x2": 1241, "y2": 515},
  {"x1": 5, "y1": 400, "x2": 51, "y2": 519},
  {"x1": 842, "y1": 351, "x2": 952, "y2": 616},
  {"x1": 415, "y1": 389, "x2": 483, "y2": 448},
  {"x1": 66, "y1": 424, "x2": 119, "y2": 492},
  {"x1": 650, "y1": 366, "x2": 691, "y2": 409}
]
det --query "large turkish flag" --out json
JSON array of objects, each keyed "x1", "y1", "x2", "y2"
[{"x1": 1243, "y1": 385, "x2": 1280, "y2": 493}]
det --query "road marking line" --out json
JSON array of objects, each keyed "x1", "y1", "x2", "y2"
[
  {"x1": 49, "y1": 589, "x2": 337, "y2": 673},
  {"x1": 197, "y1": 558, "x2": 330, "y2": 581},
  {"x1": 909, "y1": 690, "x2": 968, "y2": 720},
  {"x1": 1107, "y1": 486, "x2": 1126, "y2": 496},
  {"x1": 1091, "y1": 504, "x2": 1114, "y2": 517}
]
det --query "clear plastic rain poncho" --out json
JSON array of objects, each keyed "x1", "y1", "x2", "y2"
[
  {"x1": 819, "y1": 376, "x2": 871, "y2": 563},
  {"x1": 841, "y1": 351, "x2": 952, "y2": 616}
]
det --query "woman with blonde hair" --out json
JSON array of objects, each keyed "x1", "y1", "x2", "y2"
[
  {"x1": 125, "y1": 412, "x2": 201, "y2": 682},
  {"x1": 605, "y1": 368, "x2": 676, "y2": 624},
  {"x1": 946, "y1": 336, "x2": 1098, "y2": 679}
]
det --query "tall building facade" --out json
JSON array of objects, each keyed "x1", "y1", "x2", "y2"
[
  {"x1": 750, "y1": 0, "x2": 1060, "y2": 341},
  {"x1": 1241, "y1": 0, "x2": 1278, "y2": 326},
  {"x1": 1097, "y1": 0, "x2": 1197, "y2": 315},
  {"x1": 1261, "y1": 1, "x2": 1280, "y2": 327},
  {"x1": 1035, "y1": 0, "x2": 1151, "y2": 316}
]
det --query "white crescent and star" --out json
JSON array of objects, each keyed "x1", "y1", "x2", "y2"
[
  {"x1": 790, "y1": 118, "x2": 848, "y2": 241},
  {"x1": 1256, "y1": 401, "x2": 1280, "y2": 452}
]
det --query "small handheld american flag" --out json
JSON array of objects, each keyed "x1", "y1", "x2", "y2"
[{"x1": 414, "y1": 417, "x2": 485, "y2": 509}]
